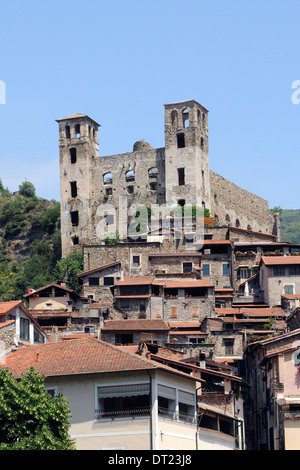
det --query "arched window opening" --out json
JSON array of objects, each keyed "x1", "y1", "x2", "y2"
[
  {"x1": 182, "y1": 108, "x2": 189, "y2": 128},
  {"x1": 103, "y1": 172, "x2": 113, "y2": 185},
  {"x1": 236, "y1": 219, "x2": 240, "y2": 228},
  {"x1": 225, "y1": 214, "x2": 230, "y2": 223},
  {"x1": 148, "y1": 167, "x2": 158, "y2": 179},
  {"x1": 171, "y1": 110, "x2": 178, "y2": 130},
  {"x1": 75, "y1": 124, "x2": 81, "y2": 138},
  {"x1": 200, "y1": 137, "x2": 204, "y2": 148},
  {"x1": 177, "y1": 133, "x2": 185, "y2": 148},
  {"x1": 125, "y1": 170, "x2": 135, "y2": 183},
  {"x1": 65, "y1": 125, "x2": 70, "y2": 139},
  {"x1": 247, "y1": 224, "x2": 252, "y2": 231}
]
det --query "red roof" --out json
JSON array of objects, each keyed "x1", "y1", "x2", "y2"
[
  {"x1": 0, "y1": 300, "x2": 22, "y2": 315},
  {"x1": 2, "y1": 337, "x2": 199, "y2": 382},
  {"x1": 262, "y1": 255, "x2": 300, "y2": 266},
  {"x1": 216, "y1": 307, "x2": 286, "y2": 317},
  {"x1": 281, "y1": 294, "x2": 300, "y2": 300},
  {"x1": 115, "y1": 276, "x2": 155, "y2": 286},
  {"x1": 102, "y1": 319, "x2": 169, "y2": 331},
  {"x1": 159, "y1": 280, "x2": 214, "y2": 288}
]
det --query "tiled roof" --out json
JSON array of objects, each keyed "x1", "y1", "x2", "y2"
[
  {"x1": 216, "y1": 307, "x2": 286, "y2": 317},
  {"x1": 281, "y1": 294, "x2": 300, "y2": 300},
  {"x1": 159, "y1": 280, "x2": 214, "y2": 288},
  {"x1": 168, "y1": 322, "x2": 202, "y2": 328},
  {"x1": 2, "y1": 336, "x2": 199, "y2": 383},
  {"x1": 77, "y1": 261, "x2": 121, "y2": 277},
  {"x1": 102, "y1": 319, "x2": 169, "y2": 331},
  {"x1": 201, "y1": 239, "x2": 231, "y2": 245},
  {"x1": 0, "y1": 320, "x2": 15, "y2": 329},
  {"x1": 0, "y1": 300, "x2": 22, "y2": 315},
  {"x1": 23, "y1": 283, "x2": 77, "y2": 298},
  {"x1": 1, "y1": 337, "x2": 159, "y2": 378},
  {"x1": 262, "y1": 255, "x2": 300, "y2": 266},
  {"x1": 115, "y1": 276, "x2": 155, "y2": 286}
]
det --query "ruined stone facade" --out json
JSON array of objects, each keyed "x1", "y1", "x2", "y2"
[{"x1": 57, "y1": 100, "x2": 276, "y2": 258}]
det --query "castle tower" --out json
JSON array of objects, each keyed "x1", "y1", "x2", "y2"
[
  {"x1": 164, "y1": 100, "x2": 211, "y2": 214},
  {"x1": 56, "y1": 113, "x2": 100, "y2": 257}
]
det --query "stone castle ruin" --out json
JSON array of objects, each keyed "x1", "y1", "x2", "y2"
[{"x1": 57, "y1": 99, "x2": 278, "y2": 258}]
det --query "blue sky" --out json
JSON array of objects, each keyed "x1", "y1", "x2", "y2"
[{"x1": 0, "y1": 0, "x2": 299, "y2": 209}]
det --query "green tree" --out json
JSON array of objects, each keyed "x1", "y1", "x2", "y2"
[
  {"x1": 19, "y1": 181, "x2": 36, "y2": 198},
  {"x1": 0, "y1": 367, "x2": 75, "y2": 450},
  {"x1": 54, "y1": 249, "x2": 83, "y2": 293}
]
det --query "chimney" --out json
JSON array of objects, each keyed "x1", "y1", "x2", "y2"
[{"x1": 199, "y1": 352, "x2": 206, "y2": 368}]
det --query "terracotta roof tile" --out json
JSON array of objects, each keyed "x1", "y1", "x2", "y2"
[
  {"x1": 262, "y1": 255, "x2": 300, "y2": 266},
  {"x1": 159, "y1": 280, "x2": 214, "y2": 288},
  {"x1": 1, "y1": 337, "x2": 159, "y2": 378},
  {"x1": 1, "y1": 337, "x2": 199, "y2": 383},
  {"x1": 102, "y1": 319, "x2": 169, "y2": 331},
  {"x1": 0, "y1": 301, "x2": 22, "y2": 315},
  {"x1": 0, "y1": 320, "x2": 15, "y2": 329},
  {"x1": 115, "y1": 276, "x2": 155, "y2": 286}
]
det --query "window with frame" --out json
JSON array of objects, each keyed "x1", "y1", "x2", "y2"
[
  {"x1": 284, "y1": 284, "x2": 294, "y2": 295},
  {"x1": 237, "y1": 267, "x2": 250, "y2": 280},
  {"x1": 89, "y1": 277, "x2": 99, "y2": 286},
  {"x1": 222, "y1": 263, "x2": 229, "y2": 276},
  {"x1": 103, "y1": 277, "x2": 115, "y2": 286},
  {"x1": 272, "y1": 267, "x2": 286, "y2": 276},
  {"x1": 119, "y1": 299, "x2": 129, "y2": 309},
  {"x1": 289, "y1": 266, "x2": 300, "y2": 275},
  {"x1": 97, "y1": 383, "x2": 150, "y2": 419},
  {"x1": 224, "y1": 338, "x2": 234, "y2": 355},
  {"x1": 183, "y1": 262, "x2": 193, "y2": 273},
  {"x1": 20, "y1": 317, "x2": 29, "y2": 341},
  {"x1": 132, "y1": 255, "x2": 140, "y2": 267},
  {"x1": 202, "y1": 264, "x2": 210, "y2": 276}
]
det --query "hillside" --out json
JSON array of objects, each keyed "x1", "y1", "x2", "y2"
[
  {"x1": 280, "y1": 209, "x2": 300, "y2": 244},
  {"x1": 0, "y1": 180, "x2": 83, "y2": 301}
]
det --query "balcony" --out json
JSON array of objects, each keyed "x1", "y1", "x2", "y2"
[
  {"x1": 95, "y1": 407, "x2": 151, "y2": 420},
  {"x1": 158, "y1": 407, "x2": 196, "y2": 425}
]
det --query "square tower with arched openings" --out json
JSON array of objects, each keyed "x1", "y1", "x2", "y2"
[
  {"x1": 164, "y1": 100, "x2": 211, "y2": 213},
  {"x1": 56, "y1": 113, "x2": 100, "y2": 257}
]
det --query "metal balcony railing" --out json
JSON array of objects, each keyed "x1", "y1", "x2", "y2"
[
  {"x1": 95, "y1": 407, "x2": 151, "y2": 420},
  {"x1": 158, "y1": 407, "x2": 196, "y2": 424}
]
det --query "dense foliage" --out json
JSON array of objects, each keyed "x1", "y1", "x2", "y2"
[
  {"x1": 0, "y1": 367, "x2": 75, "y2": 450},
  {"x1": 0, "y1": 180, "x2": 83, "y2": 300},
  {"x1": 280, "y1": 209, "x2": 300, "y2": 244}
]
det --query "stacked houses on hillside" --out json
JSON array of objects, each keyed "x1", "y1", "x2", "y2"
[{"x1": 1, "y1": 100, "x2": 300, "y2": 450}]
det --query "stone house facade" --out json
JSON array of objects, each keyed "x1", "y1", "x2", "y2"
[{"x1": 258, "y1": 255, "x2": 300, "y2": 306}]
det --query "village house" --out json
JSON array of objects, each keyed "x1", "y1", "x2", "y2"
[
  {"x1": 0, "y1": 300, "x2": 47, "y2": 357},
  {"x1": 257, "y1": 255, "x2": 300, "y2": 306},
  {"x1": 1, "y1": 336, "x2": 219, "y2": 451},
  {"x1": 242, "y1": 328, "x2": 300, "y2": 450}
]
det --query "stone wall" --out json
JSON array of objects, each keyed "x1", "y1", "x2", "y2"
[{"x1": 210, "y1": 171, "x2": 274, "y2": 235}]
